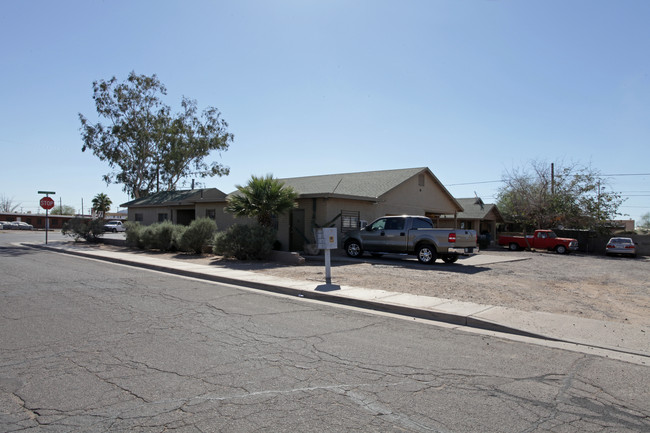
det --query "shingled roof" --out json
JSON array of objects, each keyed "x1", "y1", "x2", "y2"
[
  {"x1": 121, "y1": 188, "x2": 228, "y2": 208},
  {"x1": 277, "y1": 167, "x2": 450, "y2": 202},
  {"x1": 440, "y1": 198, "x2": 504, "y2": 221}
]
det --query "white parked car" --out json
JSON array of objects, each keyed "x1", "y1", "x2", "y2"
[
  {"x1": 605, "y1": 237, "x2": 637, "y2": 258},
  {"x1": 103, "y1": 220, "x2": 126, "y2": 233}
]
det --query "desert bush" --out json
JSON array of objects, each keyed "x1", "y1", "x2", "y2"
[
  {"x1": 62, "y1": 217, "x2": 104, "y2": 242},
  {"x1": 178, "y1": 218, "x2": 217, "y2": 254},
  {"x1": 213, "y1": 224, "x2": 276, "y2": 260},
  {"x1": 125, "y1": 222, "x2": 145, "y2": 249},
  {"x1": 156, "y1": 221, "x2": 184, "y2": 251}
]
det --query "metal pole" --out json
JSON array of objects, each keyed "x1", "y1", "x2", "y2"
[{"x1": 325, "y1": 249, "x2": 332, "y2": 285}]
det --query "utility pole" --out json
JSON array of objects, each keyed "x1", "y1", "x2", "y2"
[{"x1": 551, "y1": 163, "x2": 555, "y2": 195}]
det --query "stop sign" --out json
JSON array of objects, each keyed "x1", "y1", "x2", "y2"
[{"x1": 40, "y1": 197, "x2": 55, "y2": 210}]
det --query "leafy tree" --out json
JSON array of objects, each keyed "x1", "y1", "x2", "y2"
[
  {"x1": 79, "y1": 71, "x2": 233, "y2": 198},
  {"x1": 92, "y1": 193, "x2": 112, "y2": 218},
  {"x1": 0, "y1": 195, "x2": 20, "y2": 213},
  {"x1": 51, "y1": 205, "x2": 77, "y2": 215},
  {"x1": 497, "y1": 161, "x2": 624, "y2": 231},
  {"x1": 225, "y1": 175, "x2": 299, "y2": 227}
]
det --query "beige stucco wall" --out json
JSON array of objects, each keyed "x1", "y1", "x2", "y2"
[
  {"x1": 128, "y1": 206, "x2": 180, "y2": 225},
  {"x1": 378, "y1": 174, "x2": 458, "y2": 216}
]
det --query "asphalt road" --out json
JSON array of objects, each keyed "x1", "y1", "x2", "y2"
[{"x1": 1, "y1": 233, "x2": 649, "y2": 432}]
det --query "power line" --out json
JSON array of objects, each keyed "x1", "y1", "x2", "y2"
[
  {"x1": 447, "y1": 180, "x2": 501, "y2": 186},
  {"x1": 602, "y1": 173, "x2": 650, "y2": 177}
]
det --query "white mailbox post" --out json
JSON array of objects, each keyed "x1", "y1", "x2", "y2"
[{"x1": 315, "y1": 227, "x2": 338, "y2": 284}]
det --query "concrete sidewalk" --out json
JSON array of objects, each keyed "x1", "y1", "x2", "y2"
[{"x1": 24, "y1": 241, "x2": 649, "y2": 364}]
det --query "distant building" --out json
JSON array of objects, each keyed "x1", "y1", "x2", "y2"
[{"x1": 0, "y1": 212, "x2": 91, "y2": 230}]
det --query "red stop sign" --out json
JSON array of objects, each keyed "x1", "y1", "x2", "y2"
[{"x1": 40, "y1": 197, "x2": 55, "y2": 210}]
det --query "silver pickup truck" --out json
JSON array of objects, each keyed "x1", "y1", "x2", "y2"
[{"x1": 343, "y1": 215, "x2": 477, "y2": 264}]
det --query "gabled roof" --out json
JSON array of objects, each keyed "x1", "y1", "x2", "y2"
[
  {"x1": 121, "y1": 188, "x2": 228, "y2": 208},
  {"x1": 440, "y1": 198, "x2": 504, "y2": 221},
  {"x1": 277, "y1": 167, "x2": 459, "y2": 206}
]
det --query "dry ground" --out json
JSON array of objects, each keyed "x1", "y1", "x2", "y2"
[{"x1": 95, "y1": 243, "x2": 650, "y2": 326}]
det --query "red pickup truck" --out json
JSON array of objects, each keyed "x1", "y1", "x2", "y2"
[{"x1": 498, "y1": 230, "x2": 578, "y2": 254}]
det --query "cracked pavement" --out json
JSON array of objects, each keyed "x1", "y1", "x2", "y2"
[{"x1": 1, "y1": 245, "x2": 649, "y2": 432}]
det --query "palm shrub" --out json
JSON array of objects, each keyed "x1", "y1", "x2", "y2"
[
  {"x1": 178, "y1": 218, "x2": 217, "y2": 254},
  {"x1": 225, "y1": 175, "x2": 298, "y2": 227},
  {"x1": 213, "y1": 224, "x2": 276, "y2": 260}
]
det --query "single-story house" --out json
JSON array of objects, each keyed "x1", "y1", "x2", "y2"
[
  {"x1": 276, "y1": 167, "x2": 465, "y2": 251},
  {"x1": 438, "y1": 197, "x2": 504, "y2": 245},
  {"x1": 121, "y1": 167, "x2": 466, "y2": 252},
  {"x1": 121, "y1": 188, "x2": 239, "y2": 230}
]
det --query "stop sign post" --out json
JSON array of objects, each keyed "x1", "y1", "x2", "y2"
[{"x1": 38, "y1": 191, "x2": 56, "y2": 244}]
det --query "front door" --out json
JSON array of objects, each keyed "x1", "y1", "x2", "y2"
[
  {"x1": 290, "y1": 209, "x2": 305, "y2": 252},
  {"x1": 177, "y1": 209, "x2": 195, "y2": 226}
]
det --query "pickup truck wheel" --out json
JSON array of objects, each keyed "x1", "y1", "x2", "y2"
[
  {"x1": 345, "y1": 241, "x2": 363, "y2": 258},
  {"x1": 509, "y1": 243, "x2": 519, "y2": 251},
  {"x1": 416, "y1": 245, "x2": 436, "y2": 264},
  {"x1": 555, "y1": 245, "x2": 567, "y2": 254},
  {"x1": 442, "y1": 256, "x2": 458, "y2": 264}
]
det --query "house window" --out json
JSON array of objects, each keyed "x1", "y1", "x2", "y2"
[
  {"x1": 135, "y1": 213, "x2": 144, "y2": 222},
  {"x1": 205, "y1": 209, "x2": 216, "y2": 220},
  {"x1": 418, "y1": 174, "x2": 425, "y2": 186},
  {"x1": 158, "y1": 213, "x2": 168, "y2": 222},
  {"x1": 341, "y1": 210, "x2": 360, "y2": 232}
]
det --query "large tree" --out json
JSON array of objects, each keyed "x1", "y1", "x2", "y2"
[
  {"x1": 497, "y1": 161, "x2": 624, "y2": 231},
  {"x1": 79, "y1": 72, "x2": 233, "y2": 198},
  {"x1": 225, "y1": 175, "x2": 299, "y2": 227}
]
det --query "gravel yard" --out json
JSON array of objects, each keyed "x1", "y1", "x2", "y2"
[{"x1": 244, "y1": 249, "x2": 650, "y2": 326}]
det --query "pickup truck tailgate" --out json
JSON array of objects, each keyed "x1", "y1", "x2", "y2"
[{"x1": 453, "y1": 230, "x2": 477, "y2": 247}]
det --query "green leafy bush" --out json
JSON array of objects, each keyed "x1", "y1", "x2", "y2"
[
  {"x1": 213, "y1": 224, "x2": 276, "y2": 260},
  {"x1": 62, "y1": 218, "x2": 105, "y2": 242},
  {"x1": 178, "y1": 218, "x2": 217, "y2": 254}
]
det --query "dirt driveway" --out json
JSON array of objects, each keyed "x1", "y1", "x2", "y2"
[{"x1": 245, "y1": 249, "x2": 650, "y2": 326}]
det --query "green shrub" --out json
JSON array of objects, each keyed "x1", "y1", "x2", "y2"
[
  {"x1": 213, "y1": 224, "x2": 276, "y2": 260},
  {"x1": 178, "y1": 218, "x2": 217, "y2": 254},
  {"x1": 156, "y1": 221, "x2": 184, "y2": 251},
  {"x1": 62, "y1": 218, "x2": 105, "y2": 242},
  {"x1": 125, "y1": 222, "x2": 145, "y2": 249},
  {"x1": 140, "y1": 225, "x2": 157, "y2": 250}
]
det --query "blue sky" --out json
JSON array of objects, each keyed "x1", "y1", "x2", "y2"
[{"x1": 1, "y1": 0, "x2": 649, "y2": 223}]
